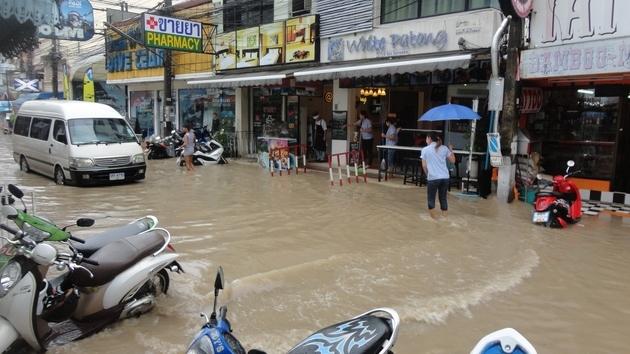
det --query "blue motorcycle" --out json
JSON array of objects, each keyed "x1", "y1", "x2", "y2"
[
  {"x1": 185, "y1": 267, "x2": 401, "y2": 354},
  {"x1": 186, "y1": 267, "x2": 537, "y2": 354}
]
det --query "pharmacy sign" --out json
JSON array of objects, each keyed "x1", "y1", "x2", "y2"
[{"x1": 143, "y1": 14, "x2": 203, "y2": 53}]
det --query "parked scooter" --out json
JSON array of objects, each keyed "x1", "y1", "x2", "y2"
[
  {"x1": 533, "y1": 160, "x2": 582, "y2": 228},
  {"x1": 186, "y1": 267, "x2": 400, "y2": 354},
  {"x1": 175, "y1": 132, "x2": 227, "y2": 166},
  {"x1": 147, "y1": 135, "x2": 173, "y2": 160},
  {"x1": 1, "y1": 184, "x2": 159, "y2": 256},
  {"x1": 0, "y1": 217, "x2": 183, "y2": 352}
]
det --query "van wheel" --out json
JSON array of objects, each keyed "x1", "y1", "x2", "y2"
[
  {"x1": 54, "y1": 166, "x2": 66, "y2": 185},
  {"x1": 20, "y1": 156, "x2": 30, "y2": 172}
]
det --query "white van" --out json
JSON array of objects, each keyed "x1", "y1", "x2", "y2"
[{"x1": 12, "y1": 100, "x2": 146, "y2": 185}]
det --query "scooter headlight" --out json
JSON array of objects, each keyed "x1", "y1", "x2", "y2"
[
  {"x1": 132, "y1": 153, "x2": 145, "y2": 164},
  {"x1": 22, "y1": 222, "x2": 51, "y2": 242},
  {"x1": 0, "y1": 261, "x2": 22, "y2": 298},
  {"x1": 186, "y1": 335, "x2": 214, "y2": 354}
]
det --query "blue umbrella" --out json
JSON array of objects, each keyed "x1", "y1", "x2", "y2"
[{"x1": 419, "y1": 103, "x2": 481, "y2": 121}]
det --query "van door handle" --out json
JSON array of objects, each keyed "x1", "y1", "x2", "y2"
[{"x1": 49, "y1": 144, "x2": 53, "y2": 154}]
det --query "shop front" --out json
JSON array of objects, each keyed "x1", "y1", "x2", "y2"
[
  {"x1": 520, "y1": 0, "x2": 630, "y2": 193},
  {"x1": 293, "y1": 8, "x2": 503, "y2": 173},
  {"x1": 188, "y1": 14, "x2": 328, "y2": 160}
]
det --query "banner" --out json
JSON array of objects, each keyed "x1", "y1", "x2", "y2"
[
  {"x1": 38, "y1": 0, "x2": 95, "y2": 41},
  {"x1": 260, "y1": 22, "x2": 285, "y2": 66},
  {"x1": 63, "y1": 64, "x2": 72, "y2": 100},
  {"x1": 285, "y1": 15, "x2": 318, "y2": 63},
  {"x1": 83, "y1": 68, "x2": 94, "y2": 102},
  {"x1": 236, "y1": 27, "x2": 260, "y2": 68},
  {"x1": 143, "y1": 14, "x2": 203, "y2": 53}
]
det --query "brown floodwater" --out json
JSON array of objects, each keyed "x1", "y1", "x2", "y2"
[{"x1": 1, "y1": 133, "x2": 629, "y2": 354}]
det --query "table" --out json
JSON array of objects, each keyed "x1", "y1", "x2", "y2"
[{"x1": 376, "y1": 145, "x2": 486, "y2": 183}]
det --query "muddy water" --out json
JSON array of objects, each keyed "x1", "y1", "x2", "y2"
[{"x1": 1, "y1": 134, "x2": 629, "y2": 354}]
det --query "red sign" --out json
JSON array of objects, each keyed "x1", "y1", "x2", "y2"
[
  {"x1": 521, "y1": 87, "x2": 543, "y2": 114},
  {"x1": 511, "y1": 0, "x2": 533, "y2": 18}
]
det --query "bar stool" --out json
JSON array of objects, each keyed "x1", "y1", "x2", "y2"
[{"x1": 403, "y1": 157, "x2": 422, "y2": 186}]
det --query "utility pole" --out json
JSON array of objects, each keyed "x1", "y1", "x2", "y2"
[
  {"x1": 162, "y1": 0, "x2": 174, "y2": 136},
  {"x1": 500, "y1": 16, "x2": 523, "y2": 154},
  {"x1": 51, "y1": 38, "x2": 61, "y2": 98}
]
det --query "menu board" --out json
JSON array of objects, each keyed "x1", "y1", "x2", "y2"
[
  {"x1": 285, "y1": 15, "x2": 318, "y2": 63},
  {"x1": 332, "y1": 111, "x2": 347, "y2": 140},
  {"x1": 260, "y1": 22, "x2": 285, "y2": 66},
  {"x1": 215, "y1": 32, "x2": 237, "y2": 70},
  {"x1": 213, "y1": 15, "x2": 318, "y2": 71}
]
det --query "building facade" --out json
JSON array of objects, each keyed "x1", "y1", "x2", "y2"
[{"x1": 519, "y1": 0, "x2": 630, "y2": 193}]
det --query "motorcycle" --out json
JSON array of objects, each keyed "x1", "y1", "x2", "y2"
[
  {"x1": 147, "y1": 135, "x2": 174, "y2": 160},
  {"x1": 0, "y1": 216, "x2": 183, "y2": 352},
  {"x1": 532, "y1": 160, "x2": 582, "y2": 228},
  {"x1": 185, "y1": 267, "x2": 400, "y2": 354},
  {"x1": 1, "y1": 184, "x2": 159, "y2": 257},
  {"x1": 176, "y1": 133, "x2": 227, "y2": 167}
]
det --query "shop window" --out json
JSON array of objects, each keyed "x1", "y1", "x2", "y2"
[
  {"x1": 470, "y1": 0, "x2": 500, "y2": 9},
  {"x1": 381, "y1": 0, "x2": 499, "y2": 24},
  {"x1": 129, "y1": 91, "x2": 154, "y2": 138},
  {"x1": 178, "y1": 88, "x2": 236, "y2": 133},
  {"x1": 382, "y1": 0, "x2": 418, "y2": 23},
  {"x1": 528, "y1": 88, "x2": 619, "y2": 180},
  {"x1": 223, "y1": 0, "x2": 274, "y2": 32}
]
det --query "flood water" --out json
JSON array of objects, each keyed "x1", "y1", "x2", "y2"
[{"x1": 1, "y1": 133, "x2": 630, "y2": 354}]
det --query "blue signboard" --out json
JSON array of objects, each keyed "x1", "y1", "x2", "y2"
[{"x1": 38, "y1": 0, "x2": 95, "y2": 41}]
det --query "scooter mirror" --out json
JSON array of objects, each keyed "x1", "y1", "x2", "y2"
[
  {"x1": 536, "y1": 174, "x2": 543, "y2": 181},
  {"x1": 77, "y1": 218, "x2": 95, "y2": 227},
  {"x1": 7, "y1": 184, "x2": 24, "y2": 199},
  {"x1": 171, "y1": 130, "x2": 176, "y2": 134},
  {"x1": 214, "y1": 266, "x2": 224, "y2": 291},
  {"x1": 567, "y1": 160, "x2": 575, "y2": 167}
]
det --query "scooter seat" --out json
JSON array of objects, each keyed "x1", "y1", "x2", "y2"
[
  {"x1": 70, "y1": 219, "x2": 154, "y2": 257},
  {"x1": 288, "y1": 315, "x2": 392, "y2": 354},
  {"x1": 70, "y1": 230, "x2": 165, "y2": 287}
]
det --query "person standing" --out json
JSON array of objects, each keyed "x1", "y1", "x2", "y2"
[
  {"x1": 421, "y1": 133, "x2": 456, "y2": 219},
  {"x1": 182, "y1": 123, "x2": 196, "y2": 172},
  {"x1": 313, "y1": 113, "x2": 327, "y2": 162},
  {"x1": 354, "y1": 110, "x2": 373, "y2": 166},
  {"x1": 381, "y1": 117, "x2": 399, "y2": 173}
]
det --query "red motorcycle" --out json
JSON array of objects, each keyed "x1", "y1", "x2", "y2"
[{"x1": 533, "y1": 160, "x2": 582, "y2": 228}]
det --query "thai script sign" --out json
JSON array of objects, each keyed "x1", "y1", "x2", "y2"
[
  {"x1": 528, "y1": 0, "x2": 624, "y2": 48},
  {"x1": 521, "y1": 37, "x2": 630, "y2": 79},
  {"x1": 323, "y1": 9, "x2": 501, "y2": 63},
  {"x1": 143, "y1": 14, "x2": 203, "y2": 53},
  {"x1": 38, "y1": 0, "x2": 94, "y2": 41}
]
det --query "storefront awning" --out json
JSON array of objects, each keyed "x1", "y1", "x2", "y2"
[
  {"x1": 187, "y1": 71, "x2": 291, "y2": 88},
  {"x1": 293, "y1": 53, "x2": 472, "y2": 82}
]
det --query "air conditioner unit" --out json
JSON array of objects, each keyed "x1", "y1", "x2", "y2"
[{"x1": 292, "y1": 0, "x2": 311, "y2": 16}]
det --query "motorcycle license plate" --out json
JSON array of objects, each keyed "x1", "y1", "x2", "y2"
[
  {"x1": 532, "y1": 211, "x2": 550, "y2": 223},
  {"x1": 109, "y1": 172, "x2": 125, "y2": 181}
]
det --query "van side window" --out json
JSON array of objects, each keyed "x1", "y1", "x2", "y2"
[
  {"x1": 53, "y1": 120, "x2": 67, "y2": 144},
  {"x1": 13, "y1": 116, "x2": 31, "y2": 136},
  {"x1": 29, "y1": 118, "x2": 52, "y2": 141}
]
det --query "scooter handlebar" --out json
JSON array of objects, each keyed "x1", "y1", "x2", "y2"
[
  {"x1": 80, "y1": 257, "x2": 99, "y2": 266},
  {"x1": 69, "y1": 235, "x2": 86, "y2": 244},
  {"x1": 0, "y1": 223, "x2": 20, "y2": 236}
]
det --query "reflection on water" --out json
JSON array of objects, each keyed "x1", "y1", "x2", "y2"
[{"x1": 1, "y1": 134, "x2": 629, "y2": 353}]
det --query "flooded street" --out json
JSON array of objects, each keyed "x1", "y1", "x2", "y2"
[{"x1": 1, "y1": 133, "x2": 630, "y2": 354}]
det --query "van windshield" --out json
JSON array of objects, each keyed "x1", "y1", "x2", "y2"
[{"x1": 68, "y1": 118, "x2": 138, "y2": 145}]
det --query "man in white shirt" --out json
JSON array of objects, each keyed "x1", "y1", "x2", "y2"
[{"x1": 354, "y1": 110, "x2": 373, "y2": 166}]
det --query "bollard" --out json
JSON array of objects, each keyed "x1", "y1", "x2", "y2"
[
  {"x1": 346, "y1": 164, "x2": 352, "y2": 184},
  {"x1": 354, "y1": 162, "x2": 359, "y2": 183},
  {"x1": 362, "y1": 161, "x2": 368, "y2": 183}
]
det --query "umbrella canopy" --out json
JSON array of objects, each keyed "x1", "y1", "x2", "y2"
[{"x1": 419, "y1": 103, "x2": 481, "y2": 121}]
